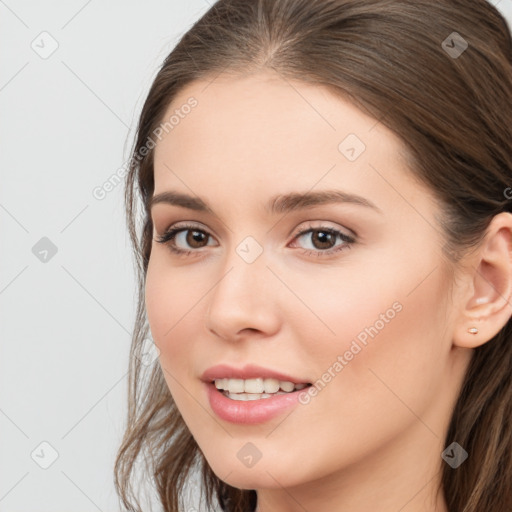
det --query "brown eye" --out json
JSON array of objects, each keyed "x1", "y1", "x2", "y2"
[
  {"x1": 290, "y1": 226, "x2": 356, "y2": 258},
  {"x1": 309, "y1": 230, "x2": 337, "y2": 250},
  {"x1": 185, "y1": 229, "x2": 209, "y2": 248},
  {"x1": 155, "y1": 223, "x2": 217, "y2": 255}
]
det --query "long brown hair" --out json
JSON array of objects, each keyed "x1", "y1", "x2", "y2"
[{"x1": 114, "y1": 1, "x2": 512, "y2": 510}]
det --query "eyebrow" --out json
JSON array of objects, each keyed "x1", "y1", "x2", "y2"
[{"x1": 149, "y1": 189, "x2": 382, "y2": 215}]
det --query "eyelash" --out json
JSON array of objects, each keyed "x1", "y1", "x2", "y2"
[{"x1": 154, "y1": 222, "x2": 356, "y2": 259}]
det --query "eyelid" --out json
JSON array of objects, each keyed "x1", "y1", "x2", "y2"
[
  {"x1": 158, "y1": 219, "x2": 355, "y2": 238},
  {"x1": 289, "y1": 220, "x2": 356, "y2": 239}
]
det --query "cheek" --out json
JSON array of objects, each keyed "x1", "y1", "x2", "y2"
[
  {"x1": 145, "y1": 258, "x2": 182, "y2": 359},
  {"x1": 296, "y1": 262, "x2": 450, "y2": 436},
  {"x1": 295, "y1": 252, "x2": 446, "y2": 387},
  {"x1": 302, "y1": 239, "x2": 449, "y2": 372},
  {"x1": 144, "y1": 254, "x2": 208, "y2": 385},
  {"x1": 145, "y1": 256, "x2": 172, "y2": 343},
  {"x1": 145, "y1": 252, "x2": 205, "y2": 339},
  {"x1": 244, "y1": 271, "x2": 451, "y2": 483}
]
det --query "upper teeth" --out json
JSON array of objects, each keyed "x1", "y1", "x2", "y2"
[{"x1": 214, "y1": 377, "x2": 307, "y2": 394}]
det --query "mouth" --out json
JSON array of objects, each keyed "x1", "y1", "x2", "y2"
[{"x1": 213, "y1": 377, "x2": 312, "y2": 401}]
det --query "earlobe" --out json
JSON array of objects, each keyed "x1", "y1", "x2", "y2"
[{"x1": 453, "y1": 212, "x2": 512, "y2": 349}]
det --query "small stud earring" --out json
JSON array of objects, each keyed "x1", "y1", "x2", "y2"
[{"x1": 467, "y1": 327, "x2": 478, "y2": 334}]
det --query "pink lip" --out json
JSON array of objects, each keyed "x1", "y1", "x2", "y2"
[
  {"x1": 201, "y1": 363, "x2": 310, "y2": 384},
  {"x1": 204, "y1": 382, "x2": 308, "y2": 424}
]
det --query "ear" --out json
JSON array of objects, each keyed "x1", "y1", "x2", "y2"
[{"x1": 453, "y1": 212, "x2": 512, "y2": 349}]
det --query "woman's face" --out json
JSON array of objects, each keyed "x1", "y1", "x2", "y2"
[{"x1": 146, "y1": 71, "x2": 471, "y2": 497}]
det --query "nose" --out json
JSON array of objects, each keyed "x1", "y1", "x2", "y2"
[{"x1": 205, "y1": 252, "x2": 281, "y2": 342}]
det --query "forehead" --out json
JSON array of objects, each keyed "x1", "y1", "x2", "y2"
[
  {"x1": 160, "y1": 71, "x2": 404, "y2": 148},
  {"x1": 151, "y1": 70, "x2": 430, "y2": 214}
]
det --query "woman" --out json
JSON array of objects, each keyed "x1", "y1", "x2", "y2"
[{"x1": 114, "y1": 1, "x2": 512, "y2": 510}]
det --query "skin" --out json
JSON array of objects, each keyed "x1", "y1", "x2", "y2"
[{"x1": 145, "y1": 70, "x2": 512, "y2": 512}]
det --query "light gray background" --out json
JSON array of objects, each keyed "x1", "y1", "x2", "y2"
[{"x1": 1, "y1": 1, "x2": 511, "y2": 511}]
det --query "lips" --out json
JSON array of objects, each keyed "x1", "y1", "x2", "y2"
[
  {"x1": 201, "y1": 363, "x2": 311, "y2": 384},
  {"x1": 204, "y1": 380, "x2": 309, "y2": 424}
]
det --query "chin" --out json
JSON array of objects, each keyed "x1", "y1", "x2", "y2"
[{"x1": 207, "y1": 460, "x2": 302, "y2": 490}]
